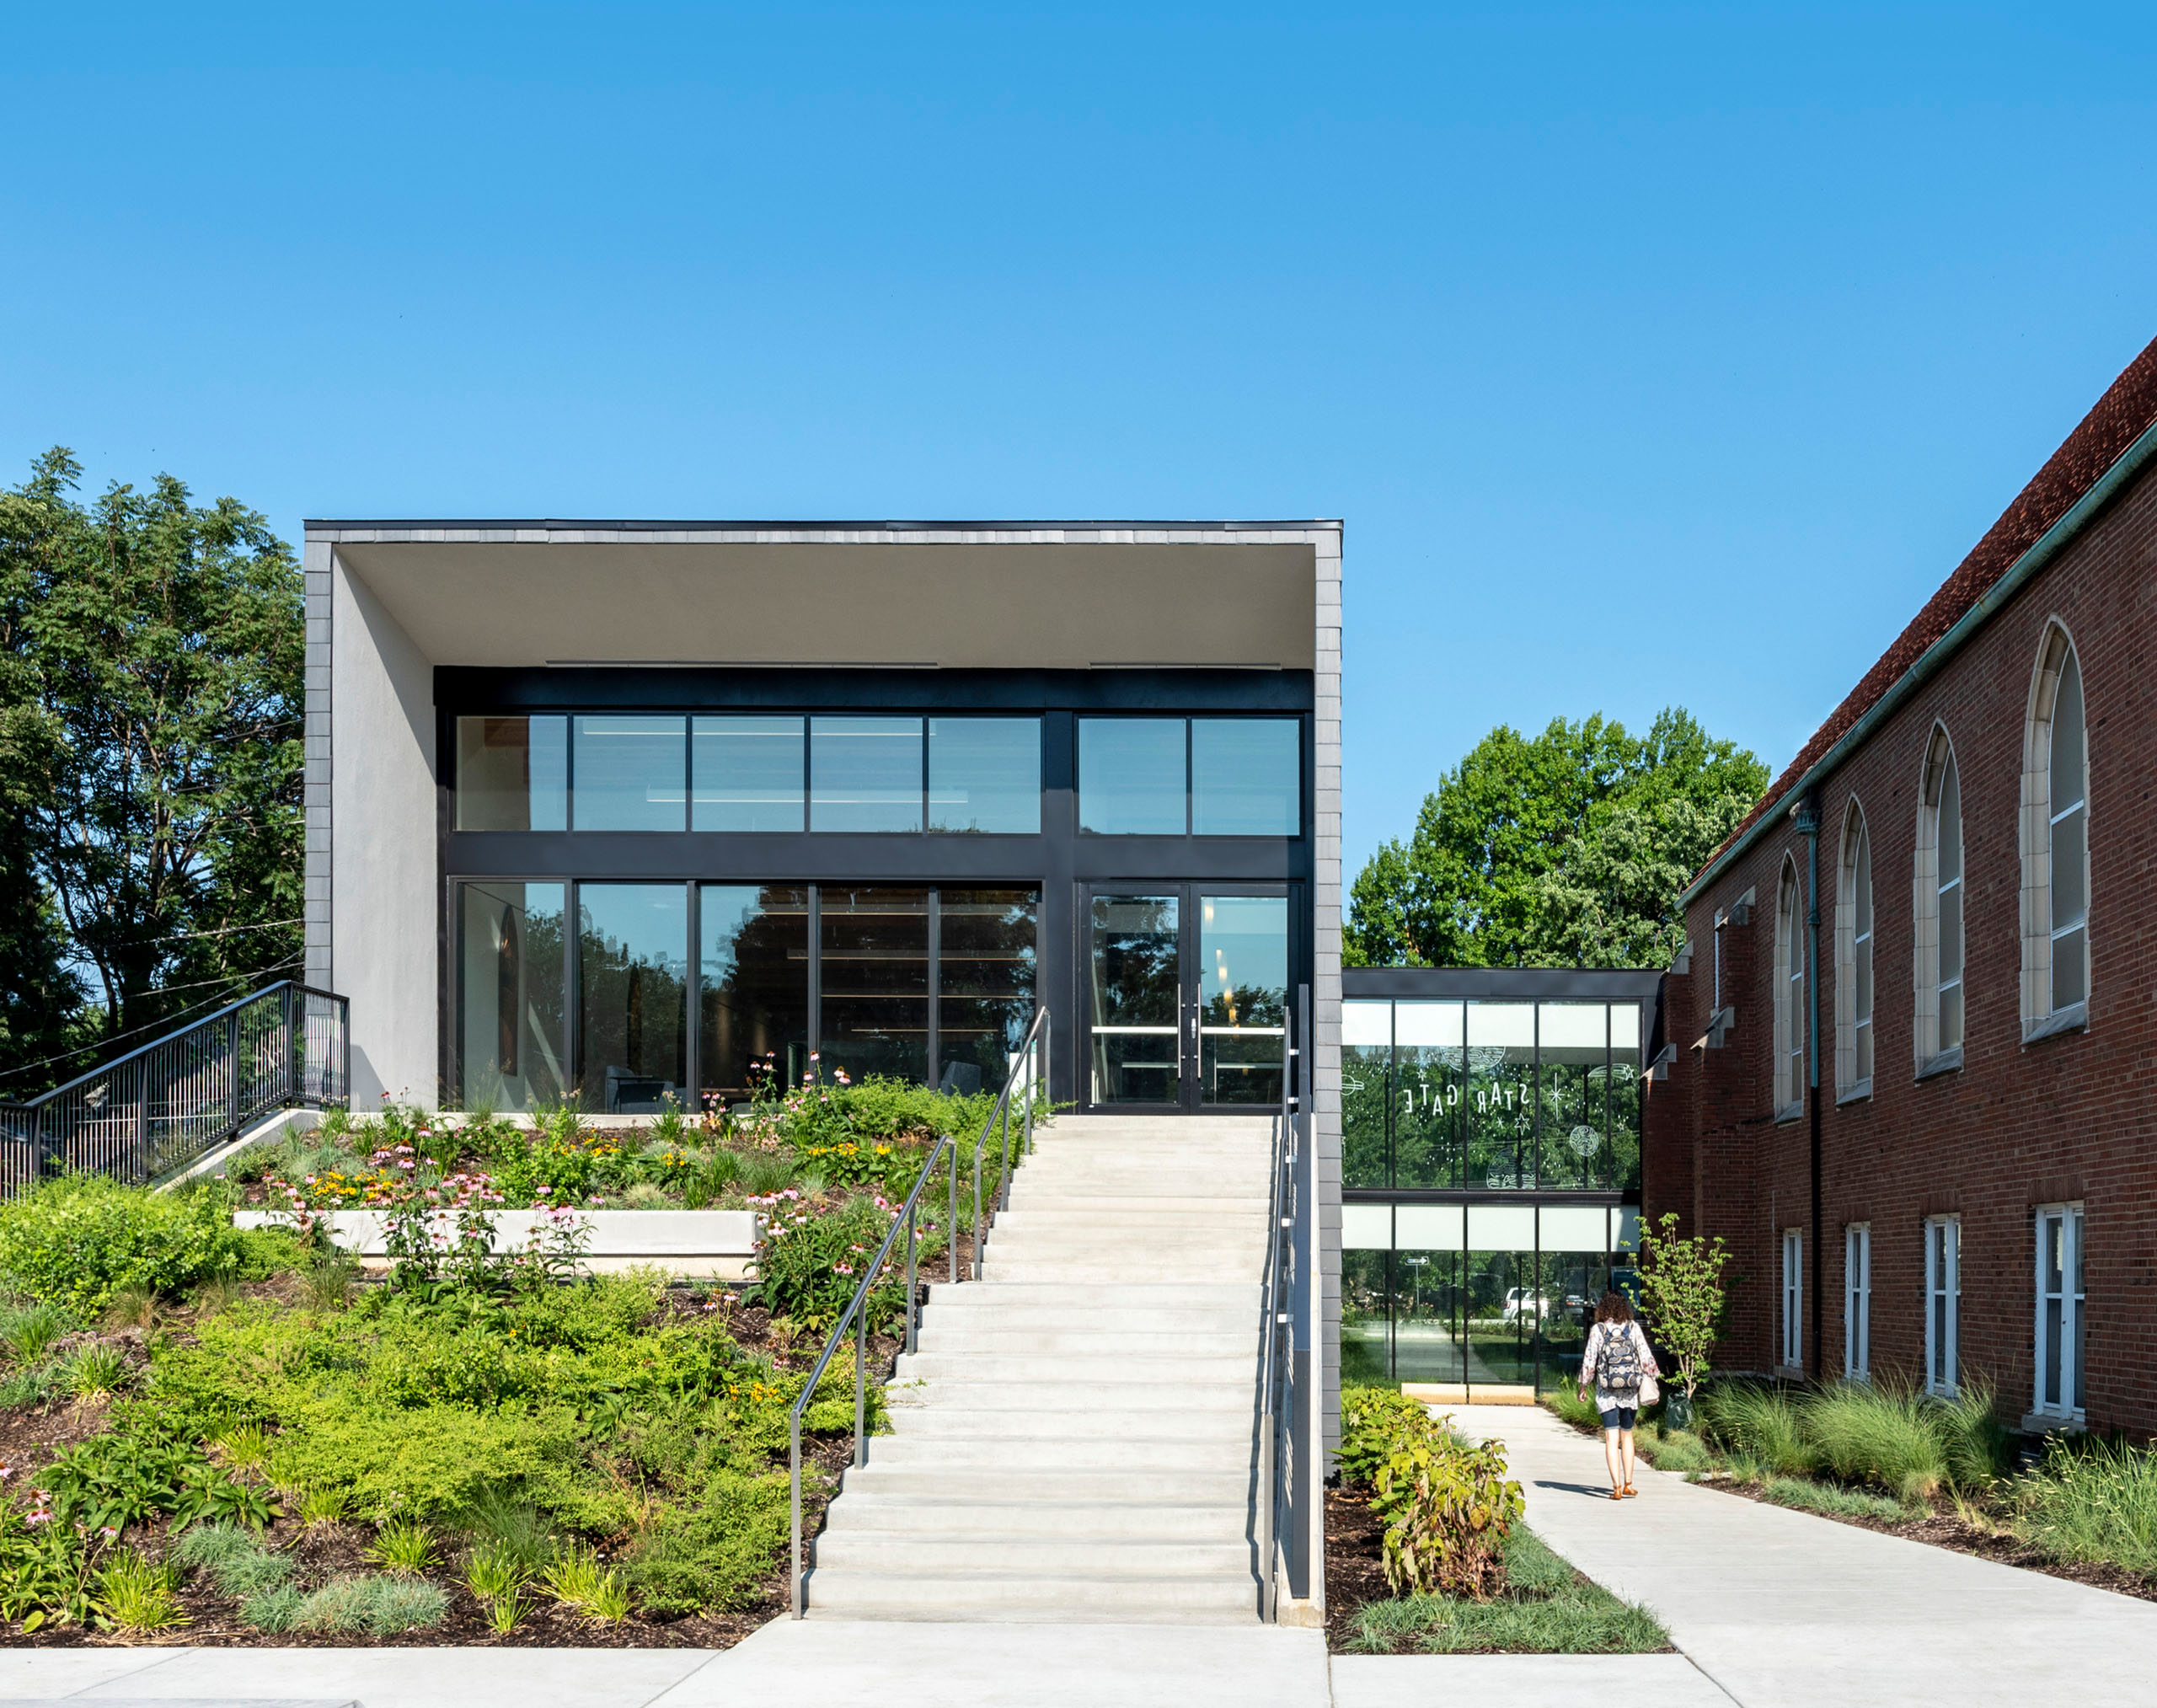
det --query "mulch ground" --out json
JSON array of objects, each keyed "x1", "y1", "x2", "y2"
[
  {"x1": 1321, "y1": 1483, "x2": 1393, "y2": 1651},
  {"x1": 0, "y1": 1283, "x2": 917, "y2": 1649}
]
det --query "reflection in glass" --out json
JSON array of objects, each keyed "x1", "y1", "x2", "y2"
[
  {"x1": 1089, "y1": 894, "x2": 1180, "y2": 1104},
  {"x1": 698, "y1": 886, "x2": 809, "y2": 1106},
  {"x1": 1536, "y1": 1003, "x2": 1608, "y2": 1189},
  {"x1": 1078, "y1": 719, "x2": 1186, "y2": 835},
  {"x1": 820, "y1": 886, "x2": 929, "y2": 1082},
  {"x1": 456, "y1": 717, "x2": 567, "y2": 831},
  {"x1": 1341, "y1": 1248, "x2": 1393, "y2": 1384},
  {"x1": 811, "y1": 718, "x2": 924, "y2": 833},
  {"x1": 937, "y1": 890, "x2": 1038, "y2": 1094},
  {"x1": 1465, "y1": 1002, "x2": 1535, "y2": 1188},
  {"x1": 1341, "y1": 1001, "x2": 1392, "y2": 1189},
  {"x1": 458, "y1": 881, "x2": 569, "y2": 1110},
  {"x1": 929, "y1": 719, "x2": 1041, "y2": 834},
  {"x1": 1191, "y1": 719, "x2": 1299, "y2": 836},
  {"x1": 1198, "y1": 895, "x2": 1287, "y2": 1105},
  {"x1": 1536, "y1": 1245, "x2": 1614, "y2": 1390},
  {"x1": 693, "y1": 717, "x2": 805, "y2": 832},
  {"x1": 1394, "y1": 1001, "x2": 1464, "y2": 1189},
  {"x1": 574, "y1": 717, "x2": 686, "y2": 832},
  {"x1": 1394, "y1": 1250, "x2": 1462, "y2": 1386},
  {"x1": 1609, "y1": 1004, "x2": 1643, "y2": 1193},
  {"x1": 1463, "y1": 1250, "x2": 1536, "y2": 1387},
  {"x1": 578, "y1": 884, "x2": 688, "y2": 1111}
]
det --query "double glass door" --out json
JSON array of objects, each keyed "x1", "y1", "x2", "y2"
[{"x1": 1087, "y1": 887, "x2": 1291, "y2": 1111}]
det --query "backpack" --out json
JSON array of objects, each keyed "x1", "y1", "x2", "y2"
[{"x1": 1594, "y1": 1322, "x2": 1643, "y2": 1392}]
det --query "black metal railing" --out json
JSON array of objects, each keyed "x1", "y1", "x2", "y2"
[
  {"x1": 1254, "y1": 983, "x2": 1313, "y2": 1620},
  {"x1": 788, "y1": 1004, "x2": 1050, "y2": 1618},
  {"x1": 0, "y1": 983, "x2": 351, "y2": 1197}
]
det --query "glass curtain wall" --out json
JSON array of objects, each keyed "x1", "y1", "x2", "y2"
[
  {"x1": 1341, "y1": 1202, "x2": 1635, "y2": 1391},
  {"x1": 578, "y1": 884, "x2": 689, "y2": 1111},
  {"x1": 1343, "y1": 999, "x2": 1644, "y2": 1191},
  {"x1": 456, "y1": 881, "x2": 570, "y2": 1109},
  {"x1": 1198, "y1": 896, "x2": 1287, "y2": 1105},
  {"x1": 698, "y1": 886, "x2": 811, "y2": 1104},
  {"x1": 458, "y1": 881, "x2": 1037, "y2": 1110}
]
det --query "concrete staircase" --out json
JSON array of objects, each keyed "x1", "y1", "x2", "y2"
[{"x1": 803, "y1": 1113, "x2": 1276, "y2": 1622}]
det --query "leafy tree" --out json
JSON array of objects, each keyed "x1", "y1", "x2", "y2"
[
  {"x1": 0, "y1": 574, "x2": 77, "y2": 1086},
  {"x1": 1635, "y1": 1210, "x2": 1732, "y2": 1416},
  {"x1": 1346, "y1": 707, "x2": 1765, "y2": 969},
  {"x1": 0, "y1": 449, "x2": 303, "y2": 1051}
]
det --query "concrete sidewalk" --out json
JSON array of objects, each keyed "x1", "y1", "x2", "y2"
[{"x1": 1446, "y1": 1401, "x2": 2157, "y2": 1708}]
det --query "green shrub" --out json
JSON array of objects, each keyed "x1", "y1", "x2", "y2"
[
  {"x1": 1340, "y1": 1386, "x2": 1437, "y2": 1484},
  {"x1": 1802, "y1": 1382, "x2": 1950, "y2": 1500},
  {"x1": 747, "y1": 1192, "x2": 904, "y2": 1331},
  {"x1": 1541, "y1": 1387, "x2": 1602, "y2": 1434},
  {"x1": 364, "y1": 1519, "x2": 437, "y2": 1576},
  {"x1": 292, "y1": 1572, "x2": 448, "y2": 1634},
  {"x1": 240, "y1": 1582, "x2": 306, "y2": 1630},
  {"x1": 1370, "y1": 1423, "x2": 1523, "y2": 1598},
  {"x1": 2019, "y1": 1436, "x2": 2157, "y2": 1579},
  {"x1": 173, "y1": 1522, "x2": 291, "y2": 1595},
  {"x1": 620, "y1": 1468, "x2": 791, "y2": 1614},
  {"x1": 94, "y1": 1550, "x2": 186, "y2": 1632},
  {"x1": 0, "y1": 1299, "x2": 77, "y2": 1362},
  {"x1": 1931, "y1": 1382, "x2": 2015, "y2": 1491},
  {"x1": 1636, "y1": 1427, "x2": 1711, "y2": 1475},
  {"x1": 1698, "y1": 1384, "x2": 1814, "y2": 1475},
  {"x1": 0, "y1": 1176, "x2": 240, "y2": 1314}
]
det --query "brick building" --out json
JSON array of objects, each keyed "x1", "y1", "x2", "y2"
[{"x1": 1648, "y1": 335, "x2": 2157, "y2": 1437}]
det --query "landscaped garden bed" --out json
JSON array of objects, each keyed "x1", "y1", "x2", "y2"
[
  {"x1": 0, "y1": 1073, "x2": 1030, "y2": 1643},
  {"x1": 1540, "y1": 1380, "x2": 2157, "y2": 1604},
  {"x1": 1324, "y1": 1385, "x2": 1669, "y2": 1655}
]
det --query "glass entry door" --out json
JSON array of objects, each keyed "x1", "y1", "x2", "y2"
[{"x1": 1086, "y1": 886, "x2": 1290, "y2": 1111}]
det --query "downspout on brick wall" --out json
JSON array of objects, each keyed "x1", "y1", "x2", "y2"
[{"x1": 1794, "y1": 795, "x2": 1823, "y2": 1382}]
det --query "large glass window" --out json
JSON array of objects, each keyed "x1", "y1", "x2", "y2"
[
  {"x1": 1936, "y1": 749, "x2": 1965, "y2": 1052},
  {"x1": 1465, "y1": 1002, "x2": 1534, "y2": 1189},
  {"x1": 1394, "y1": 1000, "x2": 1464, "y2": 1188},
  {"x1": 1197, "y1": 895, "x2": 1287, "y2": 1105},
  {"x1": 1078, "y1": 718, "x2": 1186, "y2": 835},
  {"x1": 574, "y1": 717, "x2": 686, "y2": 832},
  {"x1": 1088, "y1": 894, "x2": 1181, "y2": 1104},
  {"x1": 578, "y1": 883, "x2": 688, "y2": 1111},
  {"x1": 929, "y1": 719, "x2": 1041, "y2": 834},
  {"x1": 698, "y1": 885, "x2": 810, "y2": 1107},
  {"x1": 1341, "y1": 1001, "x2": 1393, "y2": 1189},
  {"x1": 820, "y1": 886, "x2": 929, "y2": 1081},
  {"x1": 456, "y1": 716, "x2": 567, "y2": 831},
  {"x1": 1535, "y1": 1003, "x2": 1608, "y2": 1190},
  {"x1": 1609, "y1": 1004, "x2": 1642, "y2": 1190},
  {"x1": 1840, "y1": 809, "x2": 1874, "y2": 1090},
  {"x1": 693, "y1": 717, "x2": 805, "y2": 833},
  {"x1": 1776, "y1": 861, "x2": 1806, "y2": 1115},
  {"x1": 1191, "y1": 719, "x2": 1299, "y2": 835},
  {"x1": 457, "y1": 881, "x2": 569, "y2": 1110},
  {"x1": 1845, "y1": 1223, "x2": 1871, "y2": 1381},
  {"x1": 811, "y1": 717, "x2": 924, "y2": 833},
  {"x1": 1926, "y1": 1216, "x2": 1960, "y2": 1396},
  {"x1": 2048, "y1": 649, "x2": 2089, "y2": 1011},
  {"x1": 2035, "y1": 1206, "x2": 2085, "y2": 1420},
  {"x1": 936, "y1": 889, "x2": 1038, "y2": 1095},
  {"x1": 1782, "y1": 1229, "x2": 1804, "y2": 1371}
]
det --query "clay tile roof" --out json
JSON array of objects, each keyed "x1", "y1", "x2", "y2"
[{"x1": 1710, "y1": 333, "x2": 2157, "y2": 865}]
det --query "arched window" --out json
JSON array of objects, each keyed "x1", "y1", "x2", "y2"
[
  {"x1": 1835, "y1": 804, "x2": 1873, "y2": 1094},
  {"x1": 1914, "y1": 728, "x2": 1964, "y2": 1069},
  {"x1": 1774, "y1": 858, "x2": 1806, "y2": 1116},
  {"x1": 2021, "y1": 624, "x2": 2090, "y2": 1033}
]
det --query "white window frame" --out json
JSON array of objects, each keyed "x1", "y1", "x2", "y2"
[
  {"x1": 1844, "y1": 1223, "x2": 1871, "y2": 1381},
  {"x1": 1924, "y1": 1215, "x2": 1960, "y2": 1397},
  {"x1": 1914, "y1": 725, "x2": 1965, "y2": 1071},
  {"x1": 1781, "y1": 1229, "x2": 1803, "y2": 1372},
  {"x1": 1774, "y1": 859, "x2": 1806, "y2": 1118},
  {"x1": 1836, "y1": 804, "x2": 1873, "y2": 1098},
  {"x1": 2033, "y1": 1203, "x2": 2085, "y2": 1424},
  {"x1": 2021, "y1": 623, "x2": 2090, "y2": 1036}
]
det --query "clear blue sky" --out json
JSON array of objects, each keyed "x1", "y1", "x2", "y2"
[{"x1": 7, "y1": 4, "x2": 2155, "y2": 880}]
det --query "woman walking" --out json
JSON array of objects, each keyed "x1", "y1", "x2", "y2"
[{"x1": 1577, "y1": 1291, "x2": 1659, "y2": 1500}]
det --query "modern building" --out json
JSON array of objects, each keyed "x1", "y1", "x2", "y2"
[
  {"x1": 1340, "y1": 966, "x2": 1658, "y2": 1400},
  {"x1": 1649, "y1": 335, "x2": 2157, "y2": 1437}
]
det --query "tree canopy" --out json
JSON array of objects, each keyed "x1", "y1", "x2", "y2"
[
  {"x1": 0, "y1": 449, "x2": 303, "y2": 1087},
  {"x1": 1345, "y1": 707, "x2": 1768, "y2": 971}
]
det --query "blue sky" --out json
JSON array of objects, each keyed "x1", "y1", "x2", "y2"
[{"x1": 6, "y1": 3, "x2": 2154, "y2": 879}]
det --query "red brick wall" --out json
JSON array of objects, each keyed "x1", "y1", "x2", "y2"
[{"x1": 1646, "y1": 459, "x2": 2157, "y2": 1435}]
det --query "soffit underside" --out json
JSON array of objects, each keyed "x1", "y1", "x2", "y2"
[{"x1": 335, "y1": 539, "x2": 1319, "y2": 671}]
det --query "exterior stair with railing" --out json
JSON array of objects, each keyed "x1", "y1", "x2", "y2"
[{"x1": 802, "y1": 1112, "x2": 1275, "y2": 1622}]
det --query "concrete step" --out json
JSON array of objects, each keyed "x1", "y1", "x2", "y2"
[
  {"x1": 814, "y1": 1531, "x2": 1252, "y2": 1574},
  {"x1": 925, "y1": 1282, "x2": 1258, "y2": 1307},
  {"x1": 882, "y1": 1403, "x2": 1253, "y2": 1438},
  {"x1": 891, "y1": 1352, "x2": 1257, "y2": 1383},
  {"x1": 886, "y1": 1380, "x2": 1255, "y2": 1414},
  {"x1": 822, "y1": 1497, "x2": 1247, "y2": 1541},
  {"x1": 802, "y1": 1567, "x2": 1259, "y2": 1623},
  {"x1": 838, "y1": 1463, "x2": 1255, "y2": 1503},
  {"x1": 913, "y1": 1326, "x2": 1262, "y2": 1356},
  {"x1": 862, "y1": 1433, "x2": 1253, "y2": 1470},
  {"x1": 985, "y1": 1264, "x2": 1263, "y2": 1283}
]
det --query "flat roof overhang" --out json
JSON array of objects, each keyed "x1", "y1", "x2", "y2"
[{"x1": 310, "y1": 522, "x2": 1335, "y2": 672}]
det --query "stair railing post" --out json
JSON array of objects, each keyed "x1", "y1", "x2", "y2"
[
  {"x1": 948, "y1": 1132, "x2": 959, "y2": 1284},
  {"x1": 854, "y1": 1312, "x2": 866, "y2": 1470},
  {"x1": 972, "y1": 1118, "x2": 985, "y2": 1279},
  {"x1": 133, "y1": 1057, "x2": 151, "y2": 1186},
  {"x1": 281, "y1": 983, "x2": 297, "y2": 1106},
  {"x1": 227, "y1": 1011, "x2": 244, "y2": 1144},
  {"x1": 789, "y1": 1416, "x2": 804, "y2": 1617},
  {"x1": 905, "y1": 1194, "x2": 919, "y2": 1354}
]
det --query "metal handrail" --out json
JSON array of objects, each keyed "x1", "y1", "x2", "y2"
[
  {"x1": 0, "y1": 981, "x2": 351, "y2": 1196},
  {"x1": 788, "y1": 1004, "x2": 1051, "y2": 1619},
  {"x1": 1253, "y1": 1003, "x2": 1298, "y2": 1620}
]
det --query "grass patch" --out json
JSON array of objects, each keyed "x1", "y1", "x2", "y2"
[
  {"x1": 1759, "y1": 1475, "x2": 1910, "y2": 1523},
  {"x1": 1347, "y1": 1526, "x2": 1667, "y2": 1654},
  {"x1": 1634, "y1": 1425, "x2": 1711, "y2": 1475},
  {"x1": 2018, "y1": 1437, "x2": 2157, "y2": 1580}
]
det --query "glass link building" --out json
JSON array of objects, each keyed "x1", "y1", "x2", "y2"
[{"x1": 1341, "y1": 966, "x2": 1662, "y2": 1398}]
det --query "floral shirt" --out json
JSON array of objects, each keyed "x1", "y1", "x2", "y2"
[{"x1": 1578, "y1": 1320, "x2": 1659, "y2": 1409}]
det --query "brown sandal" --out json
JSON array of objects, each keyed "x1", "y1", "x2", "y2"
[
  {"x1": 1608, "y1": 1487, "x2": 1624, "y2": 1500},
  {"x1": 1621, "y1": 1484, "x2": 1638, "y2": 1498}
]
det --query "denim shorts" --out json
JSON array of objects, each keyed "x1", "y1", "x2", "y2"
[{"x1": 1599, "y1": 1404, "x2": 1638, "y2": 1432}]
